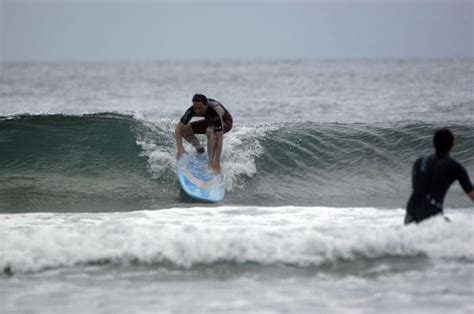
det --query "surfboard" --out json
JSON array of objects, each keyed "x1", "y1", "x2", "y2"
[{"x1": 176, "y1": 153, "x2": 225, "y2": 202}]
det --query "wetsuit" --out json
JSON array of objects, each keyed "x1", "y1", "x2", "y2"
[
  {"x1": 405, "y1": 152, "x2": 473, "y2": 224},
  {"x1": 180, "y1": 99, "x2": 233, "y2": 134}
]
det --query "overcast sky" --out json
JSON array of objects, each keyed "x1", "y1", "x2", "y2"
[{"x1": 1, "y1": 0, "x2": 472, "y2": 61}]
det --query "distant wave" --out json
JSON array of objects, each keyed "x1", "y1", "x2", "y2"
[
  {"x1": 1, "y1": 207, "x2": 472, "y2": 274},
  {"x1": 0, "y1": 113, "x2": 473, "y2": 212}
]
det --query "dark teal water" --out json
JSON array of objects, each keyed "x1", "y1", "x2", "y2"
[{"x1": 1, "y1": 113, "x2": 472, "y2": 212}]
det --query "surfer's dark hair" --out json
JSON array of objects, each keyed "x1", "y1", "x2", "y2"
[
  {"x1": 433, "y1": 128, "x2": 454, "y2": 154},
  {"x1": 192, "y1": 94, "x2": 208, "y2": 105}
]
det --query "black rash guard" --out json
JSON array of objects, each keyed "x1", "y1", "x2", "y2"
[
  {"x1": 405, "y1": 152, "x2": 473, "y2": 224},
  {"x1": 180, "y1": 99, "x2": 231, "y2": 133}
]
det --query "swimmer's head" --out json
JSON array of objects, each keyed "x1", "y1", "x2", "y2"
[{"x1": 433, "y1": 128, "x2": 454, "y2": 154}]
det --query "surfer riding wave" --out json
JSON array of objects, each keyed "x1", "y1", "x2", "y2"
[{"x1": 175, "y1": 94, "x2": 233, "y2": 173}]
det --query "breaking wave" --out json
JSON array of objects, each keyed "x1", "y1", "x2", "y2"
[{"x1": 0, "y1": 113, "x2": 472, "y2": 212}]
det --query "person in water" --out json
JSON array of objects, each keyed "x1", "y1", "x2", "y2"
[
  {"x1": 405, "y1": 128, "x2": 474, "y2": 224},
  {"x1": 175, "y1": 94, "x2": 233, "y2": 173}
]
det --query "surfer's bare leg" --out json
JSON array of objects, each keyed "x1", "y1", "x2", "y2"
[
  {"x1": 206, "y1": 126, "x2": 216, "y2": 164},
  {"x1": 182, "y1": 125, "x2": 200, "y2": 148},
  {"x1": 177, "y1": 122, "x2": 201, "y2": 148},
  {"x1": 206, "y1": 126, "x2": 223, "y2": 173},
  {"x1": 175, "y1": 122, "x2": 202, "y2": 159}
]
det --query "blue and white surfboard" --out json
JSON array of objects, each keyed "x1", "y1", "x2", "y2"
[{"x1": 176, "y1": 154, "x2": 225, "y2": 202}]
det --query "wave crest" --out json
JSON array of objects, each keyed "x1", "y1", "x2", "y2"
[{"x1": 1, "y1": 113, "x2": 473, "y2": 212}]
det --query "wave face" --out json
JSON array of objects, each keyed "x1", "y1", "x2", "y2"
[
  {"x1": 0, "y1": 113, "x2": 473, "y2": 212},
  {"x1": 0, "y1": 113, "x2": 166, "y2": 212}
]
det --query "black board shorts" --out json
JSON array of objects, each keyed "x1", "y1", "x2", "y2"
[{"x1": 191, "y1": 118, "x2": 233, "y2": 134}]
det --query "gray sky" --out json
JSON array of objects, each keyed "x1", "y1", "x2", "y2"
[{"x1": 1, "y1": 0, "x2": 473, "y2": 61}]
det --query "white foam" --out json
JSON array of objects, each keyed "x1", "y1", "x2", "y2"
[
  {"x1": 220, "y1": 125, "x2": 275, "y2": 189},
  {"x1": 135, "y1": 117, "x2": 279, "y2": 190},
  {"x1": 1, "y1": 206, "x2": 472, "y2": 273},
  {"x1": 134, "y1": 117, "x2": 177, "y2": 179}
]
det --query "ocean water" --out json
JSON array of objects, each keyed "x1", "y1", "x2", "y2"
[{"x1": 1, "y1": 59, "x2": 473, "y2": 313}]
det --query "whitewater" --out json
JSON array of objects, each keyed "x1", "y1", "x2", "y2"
[{"x1": 1, "y1": 59, "x2": 473, "y2": 313}]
